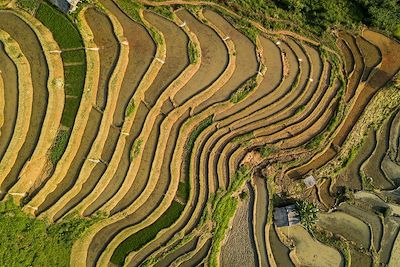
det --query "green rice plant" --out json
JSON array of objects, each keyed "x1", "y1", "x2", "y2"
[
  {"x1": 35, "y1": 2, "x2": 83, "y2": 49},
  {"x1": 230, "y1": 75, "x2": 257, "y2": 103},
  {"x1": 177, "y1": 181, "x2": 190, "y2": 202},
  {"x1": 49, "y1": 129, "x2": 70, "y2": 165},
  {"x1": 110, "y1": 201, "x2": 185, "y2": 265}
]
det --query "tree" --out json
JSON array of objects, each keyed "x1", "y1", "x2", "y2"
[{"x1": 295, "y1": 200, "x2": 319, "y2": 232}]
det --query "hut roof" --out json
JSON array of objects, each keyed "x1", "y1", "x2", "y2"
[{"x1": 273, "y1": 204, "x2": 300, "y2": 227}]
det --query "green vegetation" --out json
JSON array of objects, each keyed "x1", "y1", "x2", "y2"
[
  {"x1": 111, "y1": 201, "x2": 185, "y2": 265},
  {"x1": 125, "y1": 100, "x2": 135, "y2": 117},
  {"x1": 33, "y1": 1, "x2": 86, "y2": 167},
  {"x1": 230, "y1": 75, "x2": 258, "y2": 103},
  {"x1": 186, "y1": 116, "x2": 213, "y2": 151},
  {"x1": 177, "y1": 181, "x2": 190, "y2": 202},
  {"x1": 145, "y1": 5, "x2": 173, "y2": 19},
  {"x1": 113, "y1": 0, "x2": 144, "y2": 22},
  {"x1": 259, "y1": 145, "x2": 275, "y2": 158},
  {"x1": 188, "y1": 40, "x2": 199, "y2": 65},
  {"x1": 130, "y1": 139, "x2": 143, "y2": 161},
  {"x1": 305, "y1": 133, "x2": 325, "y2": 149},
  {"x1": 16, "y1": 0, "x2": 41, "y2": 14},
  {"x1": 209, "y1": 165, "x2": 252, "y2": 266},
  {"x1": 295, "y1": 200, "x2": 319, "y2": 232},
  {"x1": 35, "y1": 2, "x2": 83, "y2": 49},
  {"x1": 0, "y1": 200, "x2": 97, "y2": 266},
  {"x1": 49, "y1": 129, "x2": 70, "y2": 165},
  {"x1": 232, "y1": 131, "x2": 254, "y2": 145}
]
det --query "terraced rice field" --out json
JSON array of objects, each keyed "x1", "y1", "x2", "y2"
[{"x1": 0, "y1": 0, "x2": 400, "y2": 266}]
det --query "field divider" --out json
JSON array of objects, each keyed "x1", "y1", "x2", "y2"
[
  {"x1": 40, "y1": 4, "x2": 129, "y2": 222},
  {"x1": 89, "y1": 10, "x2": 200, "y2": 215},
  {"x1": 122, "y1": 18, "x2": 268, "y2": 264},
  {"x1": 0, "y1": 73, "x2": 4, "y2": 134},
  {"x1": 170, "y1": 237, "x2": 212, "y2": 267},
  {"x1": 8, "y1": 9, "x2": 65, "y2": 204},
  {"x1": 71, "y1": 10, "x2": 238, "y2": 265},
  {"x1": 0, "y1": 30, "x2": 33, "y2": 191},
  {"x1": 23, "y1": 6, "x2": 100, "y2": 215}
]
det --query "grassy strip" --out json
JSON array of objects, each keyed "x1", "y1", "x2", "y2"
[
  {"x1": 188, "y1": 40, "x2": 200, "y2": 65},
  {"x1": 0, "y1": 199, "x2": 99, "y2": 266},
  {"x1": 125, "y1": 100, "x2": 135, "y2": 117},
  {"x1": 35, "y1": 2, "x2": 83, "y2": 49},
  {"x1": 33, "y1": 1, "x2": 86, "y2": 166},
  {"x1": 186, "y1": 116, "x2": 213, "y2": 151},
  {"x1": 208, "y1": 165, "x2": 253, "y2": 266},
  {"x1": 232, "y1": 131, "x2": 254, "y2": 145},
  {"x1": 145, "y1": 5, "x2": 173, "y2": 19},
  {"x1": 15, "y1": 0, "x2": 41, "y2": 14},
  {"x1": 259, "y1": 145, "x2": 275, "y2": 158},
  {"x1": 49, "y1": 129, "x2": 70, "y2": 165},
  {"x1": 230, "y1": 75, "x2": 258, "y2": 103},
  {"x1": 110, "y1": 201, "x2": 185, "y2": 265},
  {"x1": 130, "y1": 139, "x2": 143, "y2": 161}
]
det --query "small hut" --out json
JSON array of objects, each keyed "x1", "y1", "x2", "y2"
[{"x1": 273, "y1": 204, "x2": 300, "y2": 227}]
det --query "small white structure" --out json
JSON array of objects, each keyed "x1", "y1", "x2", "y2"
[{"x1": 303, "y1": 175, "x2": 316, "y2": 188}]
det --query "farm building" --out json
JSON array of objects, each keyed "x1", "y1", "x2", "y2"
[
  {"x1": 273, "y1": 205, "x2": 301, "y2": 227},
  {"x1": 49, "y1": 0, "x2": 81, "y2": 13}
]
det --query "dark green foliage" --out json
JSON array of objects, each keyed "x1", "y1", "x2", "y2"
[
  {"x1": 177, "y1": 181, "x2": 190, "y2": 201},
  {"x1": 186, "y1": 116, "x2": 213, "y2": 151},
  {"x1": 16, "y1": 0, "x2": 41, "y2": 14},
  {"x1": 64, "y1": 64, "x2": 86, "y2": 97},
  {"x1": 0, "y1": 200, "x2": 97, "y2": 266},
  {"x1": 111, "y1": 201, "x2": 185, "y2": 265},
  {"x1": 295, "y1": 200, "x2": 319, "y2": 232},
  {"x1": 35, "y1": 2, "x2": 83, "y2": 49},
  {"x1": 61, "y1": 50, "x2": 85, "y2": 64},
  {"x1": 49, "y1": 129, "x2": 70, "y2": 165}
]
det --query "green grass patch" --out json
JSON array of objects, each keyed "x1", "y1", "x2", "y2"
[
  {"x1": 209, "y1": 165, "x2": 252, "y2": 266},
  {"x1": 35, "y1": 2, "x2": 83, "y2": 49},
  {"x1": 305, "y1": 133, "x2": 325, "y2": 149},
  {"x1": 0, "y1": 199, "x2": 98, "y2": 266},
  {"x1": 64, "y1": 64, "x2": 86, "y2": 97},
  {"x1": 230, "y1": 75, "x2": 257, "y2": 103},
  {"x1": 259, "y1": 145, "x2": 275, "y2": 158},
  {"x1": 61, "y1": 50, "x2": 85, "y2": 64},
  {"x1": 188, "y1": 40, "x2": 199, "y2": 65},
  {"x1": 49, "y1": 129, "x2": 70, "y2": 165},
  {"x1": 61, "y1": 98, "x2": 81, "y2": 127},
  {"x1": 232, "y1": 131, "x2": 254, "y2": 145},
  {"x1": 145, "y1": 5, "x2": 173, "y2": 19},
  {"x1": 111, "y1": 201, "x2": 185, "y2": 265},
  {"x1": 114, "y1": 0, "x2": 144, "y2": 22},
  {"x1": 186, "y1": 116, "x2": 213, "y2": 151},
  {"x1": 177, "y1": 181, "x2": 190, "y2": 202},
  {"x1": 16, "y1": 0, "x2": 41, "y2": 14},
  {"x1": 125, "y1": 100, "x2": 135, "y2": 117},
  {"x1": 130, "y1": 139, "x2": 143, "y2": 161}
]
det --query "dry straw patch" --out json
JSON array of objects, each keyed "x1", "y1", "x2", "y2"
[
  {"x1": 0, "y1": 30, "x2": 33, "y2": 188},
  {"x1": 23, "y1": 6, "x2": 100, "y2": 215},
  {"x1": 9, "y1": 10, "x2": 65, "y2": 203}
]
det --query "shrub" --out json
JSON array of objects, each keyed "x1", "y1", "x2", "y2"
[{"x1": 295, "y1": 200, "x2": 319, "y2": 232}]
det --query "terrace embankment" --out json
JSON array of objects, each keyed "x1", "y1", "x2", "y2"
[
  {"x1": 32, "y1": 7, "x2": 119, "y2": 214},
  {"x1": 0, "y1": 11, "x2": 48, "y2": 194},
  {"x1": 0, "y1": 42, "x2": 18, "y2": 160}
]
